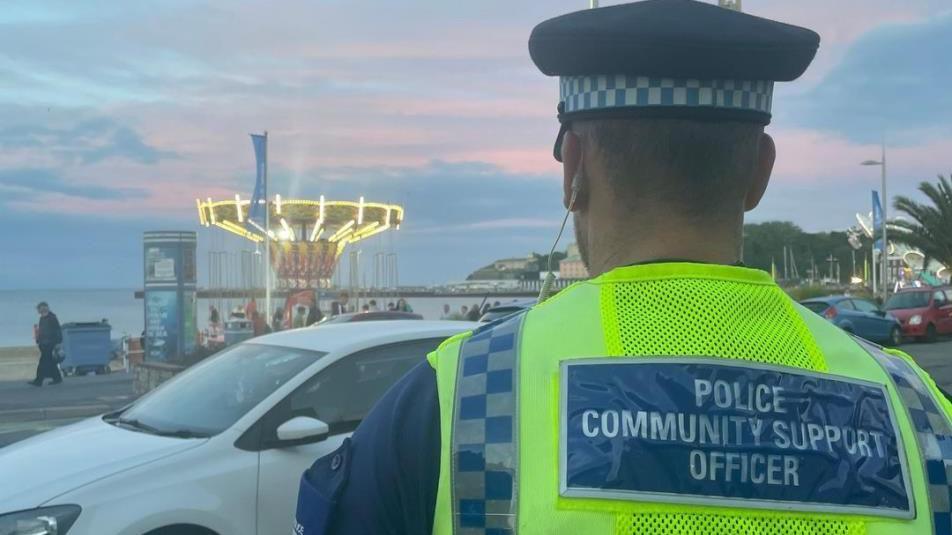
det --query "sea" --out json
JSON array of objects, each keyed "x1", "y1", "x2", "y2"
[{"x1": 0, "y1": 290, "x2": 521, "y2": 348}]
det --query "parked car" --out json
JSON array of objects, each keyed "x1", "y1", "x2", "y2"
[
  {"x1": 318, "y1": 311, "x2": 423, "y2": 325},
  {"x1": 885, "y1": 287, "x2": 952, "y2": 342},
  {"x1": 0, "y1": 321, "x2": 476, "y2": 535},
  {"x1": 479, "y1": 299, "x2": 536, "y2": 322},
  {"x1": 800, "y1": 295, "x2": 903, "y2": 346}
]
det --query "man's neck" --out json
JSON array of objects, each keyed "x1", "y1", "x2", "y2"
[{"x1": 584, "y1": 216, "x2": 743, "y2": 277}]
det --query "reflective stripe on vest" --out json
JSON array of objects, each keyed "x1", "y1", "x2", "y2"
[
  {"x1": 450, "y1": 314, "x2": 524, "y2": 535},
  {"x1": 860, "y1": 339, "x2": 952, "y2": 535}
]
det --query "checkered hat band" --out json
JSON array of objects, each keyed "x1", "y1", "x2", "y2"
[
  {"x1": 559, "y1": 75, "x2": 773, "y2": 115},
  {"x1": 451, "y1": 314, "x2": 524, "y2": 535},
  {"x1": 862, "y1": 340, "x2": 952, "y2": 535}
]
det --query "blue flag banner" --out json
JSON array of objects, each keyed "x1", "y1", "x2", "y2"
[
  {"x1": 248, "y1": 134, "x2": 267, "y2": 229},
  {"x1": 872, "y1": 189, "x2": 883, "y2": 231},
  {"x1": 560, "y1": 359, "x2": 912, "y2": 518},
  {"x1": 872, "y1": 191, "x2": 884, "y2": 252}
]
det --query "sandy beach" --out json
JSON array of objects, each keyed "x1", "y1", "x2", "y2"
[{"x1": 0, "y1": 346, "x2": 39, "y2": 381}]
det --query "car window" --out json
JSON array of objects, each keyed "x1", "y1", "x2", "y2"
[
  {"x1": 946, "y1": 290, "x2": 952, "y2": 303},
  {"x1": 885, "y1": 291, "x2": 931, "y2": 310},
  {"x1": 801, "y1": 302, "x2": 831, "y2": 314},
  {"x1": 836, "y1": 300, "x2": 856, "y2": 311},
  {"x1": 934, "y1": 291, "x2": 947, "y2": 305},
  {"x1": 272, "y1": 337, "x2": 446, "y2": 437},
  {"x1": 852, "y1": 300, "x2": 879, "y2": 313},
  {"x1": 121, "y1": 343, "x2": 325, "y2": 436}
]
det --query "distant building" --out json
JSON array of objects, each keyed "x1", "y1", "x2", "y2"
[
  {"x1": 468, "y1": 255, "x2": 540, "y2": 281},
  {"x1": 559, "y1": 243, "x2": 589, "y2": 280},
  {"x1": 493, "y1": 256, "x2": 538, "y2": 272}
]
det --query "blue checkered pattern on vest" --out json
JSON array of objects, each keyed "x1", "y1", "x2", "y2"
[
  {"x1": 559, "y1": 75, "x2": 773, "y2": 115},
  {"x1": 861, "y1": 340, "x2": 952, "y2": 535},
  {"x1": 451, "y1": 314, "x2": 524, "y2": 535}
]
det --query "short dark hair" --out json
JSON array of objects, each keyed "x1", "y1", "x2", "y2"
[
  {"x1": 580, "y1": 119, "x2": 763, "y2": 218},
  {"x1": 36, "y1": 301, "x2": 49, "y2": 310}
]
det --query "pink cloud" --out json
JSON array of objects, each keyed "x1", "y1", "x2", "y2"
[{"x1": 771, "y1": 128, "x2": 952, "y2": 184}]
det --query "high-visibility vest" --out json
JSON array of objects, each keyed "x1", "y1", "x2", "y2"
[{"x1": 428, "y1": 263, "x2": 952, "y2": 535}]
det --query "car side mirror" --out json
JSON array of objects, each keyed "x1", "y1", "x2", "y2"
[{"x1": 275, "y1": 416, "x2": 329, "y2": 447}]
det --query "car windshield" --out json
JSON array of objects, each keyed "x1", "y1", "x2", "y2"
[
  {"x1": 885, "y1": 292, "x2": 931, "y2": 310},
  {"x1": 801, "y1": 302, "x2": 831, "y2": 314},
  {"x1": 118, "y1": 343, "x2": 324, "y2": 436}
]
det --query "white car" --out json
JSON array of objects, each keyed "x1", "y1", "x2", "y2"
[{"x1": 0, "y1": 320, "x2": 475, "y2": 535}]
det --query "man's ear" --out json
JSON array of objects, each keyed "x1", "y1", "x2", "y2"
[
  {"x1": 745, "y1": 132, "x2": 775, "y2": 212},
  {"x1": 562, "y1": 130, "x2": 583, "y2": 210}
]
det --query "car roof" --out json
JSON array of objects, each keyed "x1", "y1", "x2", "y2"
[
  {"x1": 801, "y1": 295, "x2": 847, "y2": 303},
  {"x1": 251, "y1": 320, "x2": 478, "y2": 354},
  {"x1": 330, "y1": 311, "x2": 422, "y2": 321},
  {"x1": 486, "y1": 299, "x2": 537, "y2": 311}
]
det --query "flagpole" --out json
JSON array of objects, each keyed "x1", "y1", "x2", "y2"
[{"x1": 264, "y1": 130, "x2": 271, "y2": 321}]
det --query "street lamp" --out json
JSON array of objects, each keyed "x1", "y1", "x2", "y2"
[{"x1": 861, "y1": 141, "x2": 887, "y2": 303}]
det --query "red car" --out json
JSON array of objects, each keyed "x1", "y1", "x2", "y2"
[{"x1": 884, "y1": 286, "x2": 952, "y2": 342}]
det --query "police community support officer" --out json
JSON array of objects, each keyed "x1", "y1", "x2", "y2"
[{"x1": 296, "y1": 1, "x2": 952, "y2": 534}]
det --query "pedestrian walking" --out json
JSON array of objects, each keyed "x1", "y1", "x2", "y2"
[
  {"x1": 439, "y1": 304, "x2": 452, "y2": 320},
  {"x1": 396, "y1": 298, "x2": 413, "y2": 313},
  {"x1": 293, "y1": 306, "x2": 308, "y2": 329},
  {"x1": 252, "y1": 311, "x2": 270, "y2": 337},
  {"x1": 272, "y1": 308, "x2": 284, "y2": 332},
  {"x1": 29, "y1": 301, "x2": 62, "y2": 386},
  {"x1": 466, "y1": 302, "x2": 481, "y2": 321},
  {"x1": 306, "y1": 305, "x2": 323, "y2": 326}
]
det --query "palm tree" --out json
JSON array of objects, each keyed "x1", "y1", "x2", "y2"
[{"x1": 891, "y1": 175, "x2": 952, "y2": 270}]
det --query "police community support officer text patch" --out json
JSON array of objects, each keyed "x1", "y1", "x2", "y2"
[{"x1": 560, "y1": 358, "x2": 913, "y2": 518}]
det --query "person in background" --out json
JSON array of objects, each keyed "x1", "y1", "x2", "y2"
[
  {"x1": 396, "y1": 298, "x2": 413, "y2": 313},
  {"x1": 29, "y1": 301, "x2": 62, "y2": 387},
  {"x1": 459, "y1": 305, "x2": 469, "y2": 320},
  {"x1": 387, "y1": 302, "x2": 396, "y2": 311},
  {"x1": 481, "y1": 303, "x2": 491, "y2": 316},
  {"x1": 244, "y1": 297, "x2": 257, "y2": 321},
  {"x1": 440, "y1": 304, "x2": 452, "y2": 319},
  {"x1": 369, "y1": 299, "x2": 380, "y2": 312},
  {"x1": 252, "y1": 311, "x2": 270, "y2": 337},
  {"x1": 331, "y1": 292, "x2": 352, "y2": 316},
  {"x1": 466, "y1": 303, "x2": 481, "y2": 321},
  {"x1": 272, "y1": 308, "x2": 284, "y2": 332},
  {"x1": 361, "y1": 304, "x2": 370, "y2": 313},
  {"x1": 306, "y1": 305, "x2": 323, "y2": 326},
  {"x1": 493, "y1": 301, "x2": 501, "y2": 307},
  {"x1": 293, "y1": 306, "x2": 308, "y2": 329}
]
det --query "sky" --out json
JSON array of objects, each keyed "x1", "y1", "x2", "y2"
[{"x1": 1, "y1": 0, "x2": 951, "y2": 289}]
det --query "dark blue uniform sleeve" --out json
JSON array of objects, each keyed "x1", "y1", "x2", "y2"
[{"x1": 296, "y1": 361, "x2": 441, "y2": 535}]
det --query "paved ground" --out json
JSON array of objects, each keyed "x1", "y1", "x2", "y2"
[
  {"x1": 0, "y1": 372, "x2": 135, "y2": 447},
  {"x1": 901, "y1": 337, "x2": 952, "y2": 390}
]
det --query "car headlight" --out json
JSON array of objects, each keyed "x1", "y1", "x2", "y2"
[
  {"x1": 0, "y1": 506, "x2": 81, "y2": 535},
  {"x1": 909, "y1": 315, "x2": 923, "y2": 326}
]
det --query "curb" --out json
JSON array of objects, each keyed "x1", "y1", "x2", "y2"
[{"x1": 0, "y1": 404, "x2": 110, "y2": 423}]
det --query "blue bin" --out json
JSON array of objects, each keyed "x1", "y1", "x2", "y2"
[
  {"x1": 61, "y1": 322, "x2": 113, "y2": 375},
  {"x1": 224, "y1": 319, "x2": 254, "y2": 346}
]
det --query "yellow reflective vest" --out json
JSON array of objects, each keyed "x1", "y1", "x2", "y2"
[{"x1": 428, "y1": 263, "x2": 952, "y2": 535}]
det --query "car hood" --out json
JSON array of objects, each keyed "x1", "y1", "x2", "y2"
[
  {"x1": 0, "y1": 416, "x2": 205, "y2": 511},
  {"x1": 887, "y1": 307, "x2": 927, "y2": 321}
]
